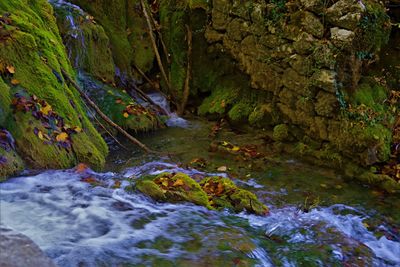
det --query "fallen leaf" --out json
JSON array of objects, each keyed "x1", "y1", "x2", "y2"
[
  {"x1": 40, "y1": 104, "x2": 52, "y2": 116},
  {"x1": 173, "y1": 179, "x2": 184, "y2": 186},
  {"x1": 161, "y1": 180, "x2": 169, "y2": 187},
  {"x1": 11, "y1": 79, "x2": 19, "y2": 85},
  {"x1": 217, "y1": 166, "x2": 227, "y2": 172},
  {"x1": 56, "y1": 132, "x2": 68, "y2": 142},
  {"x1": 75, "y1": 163, "x2": 88, "y2": 173},
  {"x1": 6, "y1": 65, "x2": 15, "y2": 74},
  {"x1": 123, "y1": 112, "x2": 129, "y2": 118}
]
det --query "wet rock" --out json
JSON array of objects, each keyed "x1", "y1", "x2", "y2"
[
  {"x1": 135, "y1": 172, "x2": 268, "y2": 215},
  {"x1": 0, "y1": 226, "x2": 56, "y2": 267}
]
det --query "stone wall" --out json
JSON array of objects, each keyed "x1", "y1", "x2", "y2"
[{"x1": 200, "y1": 0, "x2": 396, "y2": 177}]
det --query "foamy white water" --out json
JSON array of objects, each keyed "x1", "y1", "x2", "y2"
[{"x1": 1, "y1": 163, "x2": 399, "y2": 266}]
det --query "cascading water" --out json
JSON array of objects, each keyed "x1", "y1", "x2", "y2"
[
  {"x1": 49, "y1": 0, "x2": 86, "y2": 69},
  {"x1": 1, "y1": 162, "x2": 399, "y2": 267},
  {"x1": 147, "y1": 93, "x2": 190, "y2": 128}
]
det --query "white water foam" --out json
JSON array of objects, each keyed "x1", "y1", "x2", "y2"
[{"x1": 1, "y1": 164, "x2": 399, "y2": 266}]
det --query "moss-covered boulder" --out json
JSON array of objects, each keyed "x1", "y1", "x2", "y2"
[
  {"x1": 0, "y1": 0, "x2": 108, "y2": 171},
  {"x1": 135, "y1": 172, "x2": 268, "y2": 215},
  {"x1": 136, "y1": 172, "x2": 212, "y2": 209},
  {"x1": 199, "y1": 176, "x2": 269, "y2": 215}
]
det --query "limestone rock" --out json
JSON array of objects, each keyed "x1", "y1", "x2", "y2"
[
  {"x1": 330, "y1": 27, "x2": 355, "y2": 43},
  {"x1": 311, "y1": 69, "x2": 337, "y2": 93}
]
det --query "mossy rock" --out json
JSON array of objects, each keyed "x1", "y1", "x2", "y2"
[
  {"x1": 273, "y1": 124, "x2": 289, "y2": 142},
  {"x1": 136, "y1": 172, "x2": 212, "y2": 209},
  {"x1": 0, "y1": 148, "x2": 24, "y2": 181},
  {"x1": 0, "y1": 0, "x2": 107, "y2": 171},
  {"x1": 200, "y1": 176, "x2": 269, "y2": 216},
  {"x1": 135, "y1": 172, "x2": 268, "y2": 215}
]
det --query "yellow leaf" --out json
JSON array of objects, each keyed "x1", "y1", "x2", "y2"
[
  {"x1": 6, "y1": 65, "x2": 15, "y2": 74},
  {"x1": 73, "y1": 126, "x2": 82, "y2": 133},
  {"x1": 123, "y1": 112, "x2": 129, "y2": 118},
  {"x1": 231, "y1": 146, "x2": 240, "y2": 152},
  {"x1": 56, "y1": 132, "x2": 68, "y2": 142},
  {"x1": 161, "y1": 180, "x2": 169, "y2": 187},
  {"x1": 38, "y1": 131, "x2": 44, "y2": 140},
  {"x1": 11, "y1": 79, "x2": 20, "y2": 85},
  {"x1": 40, "y1": 104, "x2": 52, "y2": 116},
  {"x1": 173, "y1": 179, "x2": 184, "y2": 186}
]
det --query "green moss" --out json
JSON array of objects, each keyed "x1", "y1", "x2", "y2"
[
  {"x1": 198, "y1": 78, "x2": 245, "y2": 116},
  {"x1": 136, "y1": 172, "x2": 268, "y2": 215},
  {"x1": 200, "y1": 176, "x2": 268, "y2": 215},
  {"x1": 357, "y1": 1, "x2": 391, "y2": 54},
  {"x1": 136, "y1": 172, "x2": 212, "y2": 209},
  {"x1": 70, "y1": 0, "x2": 154, "y2": 77},
  {"x1": 353, "y1": 80, "x2": 388, "y2": 113},
  {"x1": 52, "y1": 6, "x2": 115, "y2": 82},
  {"x1": 79, "y1": 73, "x2": 162, "y2": 132},
  {"x1": 0, "y1": 148, "x2": 24, "y2": 181},
  {"x1": 273, "y1": 124, "x2": 289, "y2": 142},
  {"x1": 228, "y1": 101, "x2": 253, "y2": 124},
  {"x1": 0, "y1": 0, "x2": 107, "y2": 170}
]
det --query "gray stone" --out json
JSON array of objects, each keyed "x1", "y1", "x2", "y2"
[
  {"x1": 311, "y1": 69, "x2": 337, "y2": 93},
  {"x1": 0, "y1": 226, "x2": 56, "y2": 267},
  {"x1": 330, "y1": 27, "x2": 355, "y2": 43}
]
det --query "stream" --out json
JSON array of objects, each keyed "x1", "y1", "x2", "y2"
[
  {"x1": 1, "y1": 1, "x2": 399, "y2": 266},
  {"x1": 1, "y1": 117, "x2": 400, "y2": 266}
]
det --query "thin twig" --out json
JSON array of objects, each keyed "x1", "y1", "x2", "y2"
[
  {"x1": 178, "y1": 24, "x2": 192, "y2": 116},
  {"x1": 140, "y1": 0, "x2": 171, "y2": 93},
  {"x1": 149, "y1": 10, "x2": 171, "y2": 65},
  {"x1": 61, "y1": 68, "x2": 156, "y2": 154}
]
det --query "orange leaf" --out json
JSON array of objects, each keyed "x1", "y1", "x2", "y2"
[
  {"x1": 75, "y1": 163, "x2": 88, "y2": 173},
  {"x1": 11, "y1": 79, "x2": 20, "y2": 85},
  {"x1": 123, "y1": 112, "x2": 129, "y2": 118},
  {"x1": 6, "y1": 65, "x2": 15, "y2": 74}
]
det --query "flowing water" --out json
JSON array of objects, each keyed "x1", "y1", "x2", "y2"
[{"x1": 1, "y1": 118, "x2": 400, "y2": 266}]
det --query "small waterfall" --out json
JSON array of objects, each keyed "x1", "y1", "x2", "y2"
[
  {"x1": 147, "y1": 93, "x2": 190, "y2": 128},
  {"x1": 49, "y1": 0, "x2": 86, "y2": 68}
]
